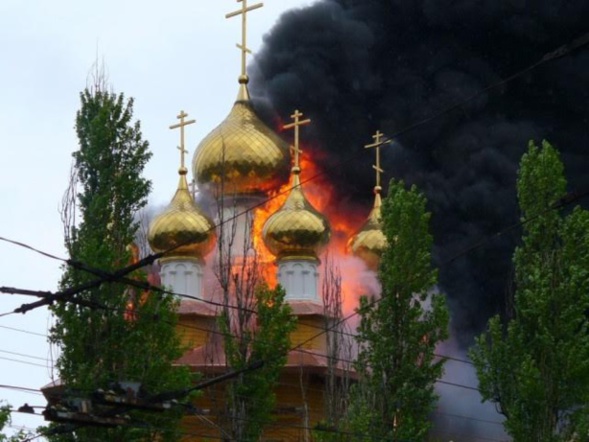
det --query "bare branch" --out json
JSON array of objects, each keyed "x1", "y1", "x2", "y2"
[{"x1": 59, "y1": 160, "x2": 78, "y2": 255}]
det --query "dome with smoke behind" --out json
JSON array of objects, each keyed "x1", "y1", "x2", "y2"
[
  {"x1": 262, "y1": 174, "x2": 331, "y2": 261},
  {"x1": 348, "y1": 192, "x2": 387, "y2": 271},
  {"x1": 192, "y1": 80, "x2": 290, "y2": 196}
]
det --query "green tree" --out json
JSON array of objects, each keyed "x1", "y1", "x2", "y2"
[
  {"x1": 349, "y1": 179, "x2": 449, "y2": 441},
  {"x1": 0, "y1": 403, "x2": 29, "y2": 442},
  {"x1": 471, "y1": 140, "x2": 589, "y2": 442},
  {"x1": 219, "y1": 284, "x2": 296, "y2": 441},
  {"x1": 49, "y1": 84, "x2": 191, "y2": 441}
]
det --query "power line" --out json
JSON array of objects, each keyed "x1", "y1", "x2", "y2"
[
  {"x1": 0, "y1": 325, "x2": 46, "y2": 338},
  {"x1": 436, "y1": 379, "x2": 480, "y2": 392},
  {"x1": 10, "y1": 378, "x2": 497, "y2": 442},
  {"x1": 1, "y1": 30, "x2": 586, "y2": 441},
  {"x1": 0, "y1": 263, "x2": 475, "y2": 374},
  {"x1": 0, "y1": 349, "x2": 48, "y2": 362},
  {"x1": 2, "y1": 30, "x2": 587, "y2": 320},
  {"x1": 2, "y1": 182, "x2": 583, "y2": 394},
  {"x1": 376, "y1": 31, "x2": 589, "y2": 147},
  {"x1": 0, "y1": 356, "x2": 48, "y2": 369},
  {"x1": 2, "y1": 178, "x2": 582, "y2": 400},
  {"x1": 0, "y1": 384, "x2": 43, "y2": 395},
  {"x1": 431, "y1": 410, "x2": 504, "y2": 427}
]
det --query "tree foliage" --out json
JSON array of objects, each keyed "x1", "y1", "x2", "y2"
[
  {"x1": 50, "y1": 86, "x2": 191, "y2": 441},
  {"x1": 218, "y1": 284, "x2": 296, "y2": 441},
  {"x1": 0, "y1": 404, "x2": 29, "y2": 442},
  {"x1": 347, "y1": 180, "x2": 449, "y2": 441},
  {"x1": 207, "y1": 186, "x2": 297, "y2": 440},
  {"x1": 471, "y1": 140, "x2": 589, "y2": 441}
]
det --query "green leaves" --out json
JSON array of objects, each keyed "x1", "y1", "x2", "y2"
[
  {"x1": 471, "y1": 140, "x2": 589, "y2": 442},
  {"x1": 0, "y1": 403, "x2": 31, "y2": 442},
  {"x1": 352, "y1": 179, "x2": 449, "y2": 441},
  {"x1": 50, "y1": 87, "x2": 189, "y2": 441},
  {"x1": 218, "y1": 284, "x2": 296, "y2": 441}
]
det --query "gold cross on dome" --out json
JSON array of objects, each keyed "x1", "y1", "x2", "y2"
[
  {"x1": 169, "y1": 110, "x2": 195, "y2": 168},
  {"x1": 283, "y1": 109, "x2": 311, "y2": 169},
  {"x1": 226, "y1": 0, "x2": 264, "y2": 78},
  {"x1": 365, "y1": 130, "x2": 385, "y2": 189}
]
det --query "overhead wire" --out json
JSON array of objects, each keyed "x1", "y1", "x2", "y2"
[
  {"x1": 374, "y1": 31, "x2": 589, "y2": 147},
  {"x1": 430, "y1": 410, "x2": 505, "y2": 427},
  {"x1": 0, "y1": 349, "x2": 48, "y2": 362},
  {"x1": 2, "y1": 186, "x2": 586, "y2": 394},
  {"x1": 1, "y1": 29, "x2": 587, "y2": 320},
  {"x1": 3, "y1": 384, "x2": 505, "y2": 441},
  {"x1": 0, "y1": 356, "x2": 47, "y2": 369},
  {"x1": 0, "y1": 240, "x2": 475, "y2": 371},
  {"x1": 0, "y1": 325, "x2": 46, "y2": 337},
  {"x1": 0, "y1": 384, "x2": 43, "y2": 395},
  {"x1": 1, "y1": 30, "x2": 587, "y2": 441},
  {"x1": 1, "y1": 183, "x2": 585, "y2": 405}
]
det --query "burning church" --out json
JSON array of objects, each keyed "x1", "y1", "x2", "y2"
[{"x1": 146, "y1": 1, "x2": 386, "y2": 440}]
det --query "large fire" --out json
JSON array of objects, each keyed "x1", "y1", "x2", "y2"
[{"x1": 252, "y1": 145, "x2": 375, "y2": 314}]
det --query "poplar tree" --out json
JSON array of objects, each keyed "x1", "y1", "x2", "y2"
[
  {"x1": 219, "y1": 284, "x2": 296, "y2": 441},
  {"x1": 50, "y1": 83, "x2": 190, "y2": 441},
  {"x1": 352, "y1": 179, "x2": 449, "y2": 441},
  {"x1": 471, "y1": 140, "x2": 589, "y2": 441}
]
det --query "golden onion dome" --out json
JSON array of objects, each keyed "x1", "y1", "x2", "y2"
[
  {"x1": 348, "y1": 191, "x2": 388, "y2": 271},
  {"x1": 192, "y1": 79, "x2": 290, "y2": 196},
  {"x1": 148, "y1": 167, "x2": 216, "y2": 260},
  {"x1": 263, "y1": 173, "x2": 331, "y2": 261}
]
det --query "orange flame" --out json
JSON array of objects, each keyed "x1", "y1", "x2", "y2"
[
  {"x1": 252, "y1": 179, "x2": 291, "y2": 288},
  {"x1": 251, "y1": 146, "x2": 374, "y2": 315},
  {"x1": 123, "y1": 246, "x2": 160, "y2": 321}
]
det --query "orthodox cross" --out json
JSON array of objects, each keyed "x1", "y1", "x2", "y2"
[
  {"x1": 283, "y1": 109, "x2": 311, "y2": 170},
  {"x1": 365, "y1": 130, "x2": 385, "y2": 189},
  {"x1": 226, "y1": 0, "x2": 264, "y2": 78},
  {"x1": 169, "y1": 110, "x2": 195, "y2": 169}
]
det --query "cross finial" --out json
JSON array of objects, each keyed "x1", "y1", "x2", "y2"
[
  {"x1": 169, "y1": 110, "x2": 196, "y2": 170},
  {"x1": 365, "y1": 130, "x2": 385, "y2": 191},
  {"x1": 283, "y1": 109, "x2": 311, "y2": 173},
  {"x1": 226, "y1": 0, "x2": 264, "y2": 81}
]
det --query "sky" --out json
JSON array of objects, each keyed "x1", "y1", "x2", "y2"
[{"x1": 0, "y1": 0, "x2": 312, "y2": 435}]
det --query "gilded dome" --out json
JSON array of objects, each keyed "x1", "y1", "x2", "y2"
[
  {"x1": 348, "y1": 192, "x2": 388, "y2": 271},
  {"x1": 263, "y1": 174, "x2": 331, "y2": 260},
  {"x1": 192, "y1": 81, "x2": 290, "y2": 196},
  {"x1": 148, "y1": 168, "x2": 216, "y2": 260}
]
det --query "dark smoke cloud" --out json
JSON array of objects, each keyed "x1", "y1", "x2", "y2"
[{"x1": 250, "y1": 0, "x2": 589, "y2": 345}]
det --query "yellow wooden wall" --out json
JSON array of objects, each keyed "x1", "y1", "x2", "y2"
[
  {"x1": 181, "y1": 371, "x2": 327, "y2": 441},
  {"x1": 289, "y1": 316, "x2": 326, "y2": 352},
  {"x1": 177, "y1": 314, "x2": 331, "y2": 441},
  {"x1": 177, "y1": 315, "x2": 216, "y2": 349}
]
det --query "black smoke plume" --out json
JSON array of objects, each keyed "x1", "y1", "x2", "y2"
[{"x1": 250, "y1": 0, "x2": 589, "y2": 345}]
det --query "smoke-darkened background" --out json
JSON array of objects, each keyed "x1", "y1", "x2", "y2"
[{"x1": 250, "y1": 0, "x2": 589, "y2": 345}]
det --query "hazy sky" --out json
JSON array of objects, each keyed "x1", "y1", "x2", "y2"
[{"x1": 0, "y1": 0, "x2": 311, "y2": 435}]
